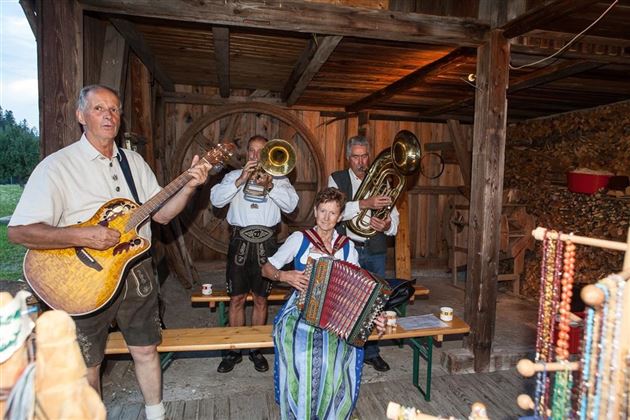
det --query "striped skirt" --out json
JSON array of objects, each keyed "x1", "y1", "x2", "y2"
[{"x1": 273, "y1": 293, "x2": 364, "y2": 420}]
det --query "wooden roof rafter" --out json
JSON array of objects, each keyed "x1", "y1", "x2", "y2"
[
  {"x1": 212, "y1": 26, "x2": 230, "y2": 98},
  {"x1": 500, "y1": 0, "x2": 602, "y2": 38},
  {"x1": 282, "y1": 35, "x2": 343, "y2": 107},
  {"x1": 346, "y1": 48, "x2": 474, "y2": 113},
  {"x1": 109, "y1": 17, "x2": 175, "y2": 91},
  {"x1": 78, "y1": 0, "x2": 489, "y2": 47}
]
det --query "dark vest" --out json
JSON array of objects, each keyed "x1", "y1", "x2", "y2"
[{"x1": 331, "y1": 170, "x2": 388, "y2": 254}]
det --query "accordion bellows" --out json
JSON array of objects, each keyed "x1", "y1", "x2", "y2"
[{"x1": 297, "y1": 257, "x2": 391, "y2": 347}]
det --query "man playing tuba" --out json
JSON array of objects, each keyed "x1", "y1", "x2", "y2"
[
  {"x1": 210, "y1": 135, "x2": 299, "y2": 374},
  {"x1": 328, "y1": 135, "x2": 399, "y2": 372}
]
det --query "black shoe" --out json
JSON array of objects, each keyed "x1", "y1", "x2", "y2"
[
  {"x1": 217, "y1": 351, "x2": 242, "y2": 373},
  {"x1": 364, "y1": 355, "x2": 390, "y2": 372},
  {"x1": 248, "y1": 350, "x2": 269, "y2": 372}
]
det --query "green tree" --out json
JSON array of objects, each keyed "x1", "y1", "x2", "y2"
[{"x1": 0, "y1": 107, "x2": 40, "y2": 184}]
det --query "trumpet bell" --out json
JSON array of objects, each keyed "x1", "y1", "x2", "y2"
[{"x1": 260, "y1": 139, "x2": 296, "y2": 176}]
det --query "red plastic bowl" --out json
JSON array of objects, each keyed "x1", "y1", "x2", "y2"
[{"x1": 567, "y1": 171, "x2": 612, "y2": 194}]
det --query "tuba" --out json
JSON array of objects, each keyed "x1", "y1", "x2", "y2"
[
  {"x1": 243, "y1": 139, "x2": 296, "y2": 201},
  {"x1": 347, "y1": 130, "x2": 421, "y2": 237}
]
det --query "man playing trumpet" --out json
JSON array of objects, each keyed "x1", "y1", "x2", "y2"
[
  {"x1": 328, "y1": 135, "x2": 399, "y2": 372},
  {"x1": 210, "y1": 135, "x2": 299, "y2": 373}
]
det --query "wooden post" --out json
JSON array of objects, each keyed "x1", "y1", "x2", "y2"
[
  {"x1": 37, "y1": 0, "x2": 83, "y2": 156},
  {"x1": 395, "y1": 192, "x2": 411, "y2": 280},
  {"x1": 464, "y1": 29, "x2": 509, "y2": 372}
]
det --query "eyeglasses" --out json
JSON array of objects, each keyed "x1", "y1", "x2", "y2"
[{"x1": 92, "y1": 105, "x2": 122, "y2": 116}]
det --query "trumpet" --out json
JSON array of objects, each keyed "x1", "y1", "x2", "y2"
[
  {"x1": 243, "y1": 139, "x2": 296, "y2": 200},
  {"x1": 347, "y1": 130, "x2": 421, "y2": 237}
]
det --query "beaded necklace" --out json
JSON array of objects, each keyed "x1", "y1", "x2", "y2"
[
  {"x1": 550, "y1": 241, "x2": 576, "y2": 419},
  {"x1": 591, "y1": 283, "x2": 610, "y2": 420},
  {"x1": 606, "y1": 275, "x2": 625, "y2": 420},
  {"x1": 535, "y1": 232, "x2": 560, "y2": 414},
  {"x1": 621, "y1": 354, "x2": 630, "y2": 419},
  {"x1": 585, "y1": 291, "x2": 603, "y2": 419},
  {"x1": 578, "y1": 304, "x2": 596, "y2": 420}
]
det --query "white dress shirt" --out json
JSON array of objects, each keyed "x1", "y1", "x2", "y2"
[
  {"x1": 328, "y1": 169, "x2": 399, "y2": 243},
  {"x1": 267, "y1": 230, "x2": 359, "y2": 270},
  {"x1": 10, "y1": 134, "x2": 162, "y2": 239},
  {"x1": 210, "y1": 169, "x2": 299, "y2": 227}
]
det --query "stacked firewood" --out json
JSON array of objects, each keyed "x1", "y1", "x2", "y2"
[{"x1": 504, "y1": 101, "x2": 630, "y2": 295}]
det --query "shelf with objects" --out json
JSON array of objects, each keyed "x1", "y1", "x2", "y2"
[{"x1": 516, "y1": 227, "x2": 629, "y2": 420}]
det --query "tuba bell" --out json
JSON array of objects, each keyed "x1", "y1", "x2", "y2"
[
  {"x1": 243, "y1": 139, "x2": 296, "y2": 201},
  {"x1": 347, "y1": 130, "x2": 421, "y2": 237}
]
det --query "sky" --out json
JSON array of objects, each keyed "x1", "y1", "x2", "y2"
[{"x1": 0, "y1": 0, "x2": 38, "y2": 129}]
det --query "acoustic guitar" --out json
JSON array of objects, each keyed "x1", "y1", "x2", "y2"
[{"x1": 23, "y1": 143, "x2": 237, "y2": 316}]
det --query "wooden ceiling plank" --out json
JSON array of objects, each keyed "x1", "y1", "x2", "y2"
[
  {"x1": 109, "y1": 17, "x2": 175, "y2": 91},
  {"x1": 212, "y1": 26, "x2": 230, "y2": 98},
  {"x1": 284, "y1": 35, "x2": 343, "y2": 106},
  {"x1": 508, "y1": 60, "x2": 603, "y2": 93},
  {"x1": 346, "y1": 48, "x2": 473, "y2": 112},
  {"x1": 78, "y1": 0, "x2": 488, "y2": 46},
  {"x1": 501, "y1": 0, "x2": 602, "y2": 39}
]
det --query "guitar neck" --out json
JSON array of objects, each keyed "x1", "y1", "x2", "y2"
[{"x1": 126, "y1": 171, "x2": 193, "y2": 230}]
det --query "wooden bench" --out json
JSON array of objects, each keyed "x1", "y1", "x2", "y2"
[
  {"x1": 191, "y1": 285, "x2": 430, "y2": 325},
  {"x1": 105, "y1": 313, "x2": 467, "y2": 401}
]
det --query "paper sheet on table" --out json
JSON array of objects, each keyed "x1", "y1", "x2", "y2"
[{"x1": 397, "y1": 314, "x2": 448, "y2": 330}]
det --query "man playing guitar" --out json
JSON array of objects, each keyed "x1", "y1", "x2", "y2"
[{"x1": 8, "y1": 85, "x2": 211, "y2": 420}]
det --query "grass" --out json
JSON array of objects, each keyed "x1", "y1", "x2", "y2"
[{"x1": 0, "y1": 184, "x2": 26, "y2": 280}]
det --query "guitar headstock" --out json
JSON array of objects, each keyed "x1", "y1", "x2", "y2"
[{"x1": 202, "y1": 143, "x2": 238, "y2": 166}]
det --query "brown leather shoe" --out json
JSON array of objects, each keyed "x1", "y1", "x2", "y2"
[
  {"x1": 248, "y1": 350, "x2": 269, "y2": 372},
  {"x1": 217, "y1": 351, "x2": 242, "y2": 373}
]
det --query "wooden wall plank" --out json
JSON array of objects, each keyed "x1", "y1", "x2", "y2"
[
  {"x1": 38, "y1": 0, "x2": 83, "y2": 156},
  {"x1": 100, "y1": 23, "x2": 129, "y2": 97},
  {"x1": 129, "y1": 53, "x2": 155, "y2": 168}
]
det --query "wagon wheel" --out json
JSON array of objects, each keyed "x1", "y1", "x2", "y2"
[{"x1": 173, "y1": 102, "x2": 324, "y2": 254}]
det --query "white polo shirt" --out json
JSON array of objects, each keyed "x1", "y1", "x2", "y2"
[
  {"x1": 210, "y1": 169, "x2": 299, "y2": 228},
  {"x1": 10, "y1": 134, "x2": 162, "y2": 239}
]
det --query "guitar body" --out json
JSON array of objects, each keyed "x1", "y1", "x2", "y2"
[{"x1": 23, "y1": 198, "x2": 151, "y2": 316}]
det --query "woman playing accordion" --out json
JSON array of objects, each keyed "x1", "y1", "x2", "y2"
[{"x1": 262, "y1": 187, "x2": 386, "y2": 420}]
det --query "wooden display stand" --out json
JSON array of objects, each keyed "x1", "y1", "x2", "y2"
[{"x1": 517, "y1": 227, "x2": 630, "y2": 419}]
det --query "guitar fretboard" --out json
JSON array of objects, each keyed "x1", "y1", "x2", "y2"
[{"x1": 124, "y1": 171, "x2": 193, "y2": 232}]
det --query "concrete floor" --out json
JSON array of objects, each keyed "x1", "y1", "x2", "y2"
[{"x1": 101, "y1": 262, "x2": 538, "y2": 410}]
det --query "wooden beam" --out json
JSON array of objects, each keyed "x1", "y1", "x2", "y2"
[
  {"x1": 424, "y1": 97, "x2": 475, "y2": 118},
  {"x1": 446, "y1": 120, "x2": 471, "y2": 189},
  {"x1": 346, "y1": 48, "x2": 473, "y2": 112},
  {"x1": 283, "y1": 35, "x2": 342, "y2": 106},
  {"x1": 501, "y1": 0, "x2": 601, "y2": 39},
  {"x1": 357, "y1": 111, "x2": 369, "y2": 139},
  {"x1": 38, "y1": 0, "x2": 83, "y2": 156},
  {"x1": 109, "y1": 17, "x2": 175, "y2": 91},
  {"x1": 464, "y1": 29, "x2": 509, "y2": 373},
  {"x1": 100, "y1": 24, "x2": 128, "y2": 97},
  {"x1": 159, "y1": 91, "x2": 283, "y2": 106},
  {"x1": 508, "y1": 60, "x2": 603, "y2": 93},
  {"x1": 79, "y1": 0, "x2": 488, "y2": 46},
  {"x1": 212, "y1": 26, "x2": 230, "y2": 98},
  {"x1": 18, "y1": 0, "x2": 38, "y2": 41}
]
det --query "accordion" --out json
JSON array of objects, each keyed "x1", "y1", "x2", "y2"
[{"x1": 297, "y1": 257, "x2": 391, "y2": 347}]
